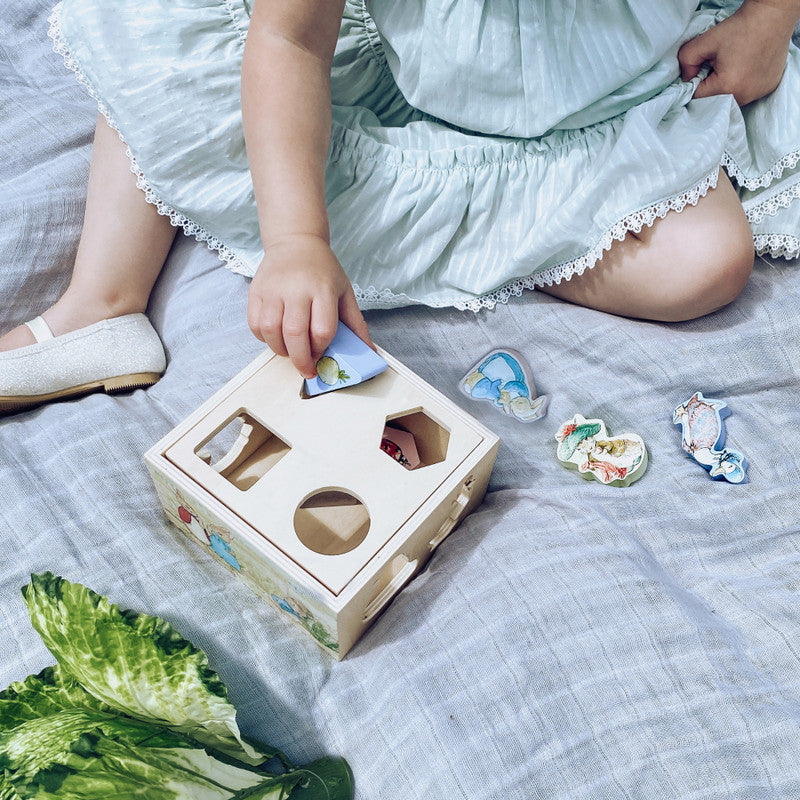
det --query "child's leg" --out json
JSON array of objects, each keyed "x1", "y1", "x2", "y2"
[
  {"x1": 538, "y1": 172, "x2": 754, "y2": 322},
  {"x1": 0, "y1": 114, "x2": 176, "y2": 352}
]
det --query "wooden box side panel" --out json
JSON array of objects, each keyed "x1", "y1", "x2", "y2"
[
  {"x1": 145, "y1": 459, "x2": 342, "y2": 658},
  {"x1": 335, "y1": 441, "x2": 498, "y2": 656}
]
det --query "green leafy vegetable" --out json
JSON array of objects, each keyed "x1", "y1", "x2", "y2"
[
  {"x1": 1, "y1": 574, "x2": 353, "y2": 800},
  {"x1": 0, "y1": 665, "x2": 110, "y2": 729},
  {"x1": 0, "y1": 710, "x2": 301, "y2": 800},
  {"x1": 21, "y1": 573, "x2": 263, "y2": 764}
]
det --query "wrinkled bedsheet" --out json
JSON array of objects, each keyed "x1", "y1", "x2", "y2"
[{"x1": 3, "y1": 3, "x2": 800, "y2": 798}]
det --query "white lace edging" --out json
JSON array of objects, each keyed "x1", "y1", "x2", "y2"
[
  {"x1": 355, "y1": 169, "x2": 721, "y2": 312},
  {"x1": 744, "y1": 179, "x2": 800, "y2": 225},
  {"x1": 746, "y1": 169, "x2": 800, "y2": 259},
  {"x1": 47, "y1": 4, "x2": 255, "y2": 280},
  {"x1": 351, "y1": 285, "x2": 416, "y2": 309},
  {"x1": 454, "y1": 169, "x2": 721, "y2": 312},
  {"x1": 357, "y1": 163, "x2": 799, "y2": 312},
  {"x1": 722, "y1": 149, "x2": 800, "y2": 191},
  {"x1": 754, "y1": 234, "x2": 800, "y2": 260}
]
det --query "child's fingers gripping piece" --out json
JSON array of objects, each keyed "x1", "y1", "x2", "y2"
[
  {"x1": 310, "y1": 295, "x2": 341, "y2": 362},
  {"x1": 282, "y1": 301, "x2": 316, "y2": 379}
]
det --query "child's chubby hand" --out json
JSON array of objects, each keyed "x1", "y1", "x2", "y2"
[
  {"x1": 678, "y1": 0, "x2": 797, "y2": 106},
  {"x1": 247, "y1": 233, "x2": 375, "y2": 379}
]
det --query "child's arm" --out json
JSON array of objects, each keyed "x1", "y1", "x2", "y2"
[
  {"x1": 241, "y1": 0, "x2": 373, "y2": 380},
  {"x1": 678, "y1": 0, "x2": 800, "y2": 106}
]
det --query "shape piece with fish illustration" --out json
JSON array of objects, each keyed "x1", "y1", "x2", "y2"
[
  {"x1": 673, "y1": 392, "x2": 748, "y2": 484},
  {"x1": 460, "y1": 349, "x2": 548, "y2": 422},
  {"x1": 555, "y1": 414, "x2": 647, "y2": 487}
]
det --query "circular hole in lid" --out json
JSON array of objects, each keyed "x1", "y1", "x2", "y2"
[{"x1": 293, "y1": 488, "x2": 370, "y2": 555}]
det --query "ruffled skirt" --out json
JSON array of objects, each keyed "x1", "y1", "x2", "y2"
[{"x1": 50, "y1": 0, "x2": 800, "y2": 311}]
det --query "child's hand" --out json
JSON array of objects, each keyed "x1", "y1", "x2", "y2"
[
  {"x1": 678, "y1": 0, "x2": 796, "y2": 106},
  {"x1": 247, "y1": 234, "x2": 374, "y2": 379}
]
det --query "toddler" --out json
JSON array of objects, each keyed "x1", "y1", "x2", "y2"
[{"x1": 1, "y1": 0, "x2": 798, "y2": 413}]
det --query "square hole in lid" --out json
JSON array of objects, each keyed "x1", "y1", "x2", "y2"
[{"x1": 195, "y1": 411, "x2": 290, "y2": 491}]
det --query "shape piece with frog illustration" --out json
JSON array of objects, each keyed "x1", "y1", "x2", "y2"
[{"x1": 555, "y1": 414, "x2": 647, "y2": 487}]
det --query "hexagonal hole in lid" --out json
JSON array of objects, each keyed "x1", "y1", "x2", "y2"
[{"x1": 380, "y1": 409, "x2": 450, "y2": 469}]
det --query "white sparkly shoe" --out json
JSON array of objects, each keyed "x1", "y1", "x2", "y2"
[{"x1": 0, "y1": 313, "x2": 166, "y2": 414}]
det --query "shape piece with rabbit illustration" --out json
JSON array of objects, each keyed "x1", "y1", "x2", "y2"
[
  {"x1": 145, "y1": 342, "x2": 499, "y2": 658},
  {"x1": 673, "y1": 392, "x2": 748, "y2": 484},
  {"x1": 555, "y1": 414, "x2": 648, "y2": 487},
  {"x1": 460, "y1": 349, "x2": 549, "y2": 422}
]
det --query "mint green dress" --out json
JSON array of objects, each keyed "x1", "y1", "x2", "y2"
[{"x1": 49, "y1": 0, "x2": 800, "y2": 311}]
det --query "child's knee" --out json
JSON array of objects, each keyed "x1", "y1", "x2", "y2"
[{"x1": 662, "y1": 215, "x2": 754, "y2": 322}]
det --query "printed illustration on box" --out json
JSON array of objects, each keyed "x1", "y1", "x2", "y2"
[
  {"x1": 165, "y1": 481, "x2": 340, "y2": 652},
  {"x1": 269, "y1": 592, "x2": 339, "y2": 652},
  {"x1": 175, "y1": 493, "x2": 242, "y2": 572}
]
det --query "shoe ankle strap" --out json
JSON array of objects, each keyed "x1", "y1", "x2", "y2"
[{"x1": 24, "y1": 316, "x2": 55, "y2": 343}]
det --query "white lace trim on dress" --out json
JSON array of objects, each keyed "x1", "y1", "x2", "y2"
[
  {"x1": 744, "y1": 179, "x2": 800, "y2": 225},
  {"x1": 722, "y1": 149, "x2": 800, "y2": 191},
  {"x1": 754, "y1": 234, "x2": 800, "y2": 260},
  {"x1": 356, "y1": 168, "x2": 722, "y2": 312},
  {"x1": 48, "y1": 4, "x2": 255, "y2": 280}
]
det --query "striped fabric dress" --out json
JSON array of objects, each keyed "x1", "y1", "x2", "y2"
[{"x1": 50, "y1": 0, "x2": 800, "y2": 311}]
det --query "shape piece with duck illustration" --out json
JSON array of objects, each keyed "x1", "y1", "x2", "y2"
[
  {"x1": 673, "y1": 392, "x2": 748, "y2": 484},
  {"x1": 460, "y1": 349, "x2": 548, "y2": 422},
  {"x1": 555, "y1": 414, "x2": 647, "y2": 487}
]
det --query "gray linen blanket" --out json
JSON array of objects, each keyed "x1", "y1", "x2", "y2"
[{"x1": 3, "y1": 2, "x2": 800, "y2": 797}]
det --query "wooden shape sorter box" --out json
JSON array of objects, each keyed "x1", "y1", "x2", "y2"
[{"x1": 144, "y1": 347, "x2": 500, "y2": 659}]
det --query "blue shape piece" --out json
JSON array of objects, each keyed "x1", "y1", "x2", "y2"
[
  {"x1": 503, "y1": 380, "x2": 530, "y2": 399},
  {"x1": 673, "y1": 391, "x2": 748, "y2": 484},
  {"x1": 460, "y1": 348, "x2": 548, "y2": 423},
  {"x1": 471, "y1": 377, "x2": 502, "y2": 402},
  {"x1": 304, "y1": 322, "x2": 388, "y2": 397},
  {"x1": 478, "y1": 351, "x2": 527, "y2": 386}
]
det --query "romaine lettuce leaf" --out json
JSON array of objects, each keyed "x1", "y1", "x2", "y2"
[
  {"x1": 0, "y1": 663, "x2": 109, "y2": 800},
  {"x1": 0, "y1": 665, "x2": 109, "y2": 730},
  {"x1": 0, "y1": 775, "x2": 21, "y2": 800},
  {"x1": 0, "y1": 708, "x2": 300, "y2": 800},
  {"x1": 21, "y1": 573, "x2": 266, "y2": 765},
  {"x1": 4, "y1": 574, "x2": 354, "y2": 800}
]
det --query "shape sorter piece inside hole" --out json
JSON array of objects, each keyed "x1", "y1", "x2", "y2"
[
  {"x1": 195, "y1": 412, "x2": 290, "y2": 491},
  {"x1": 382, "y1": 410, "x2": 451, "y2": 469},
  {"x1": 294, "y1": 489, "x2": 371, "y2": 555}
]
